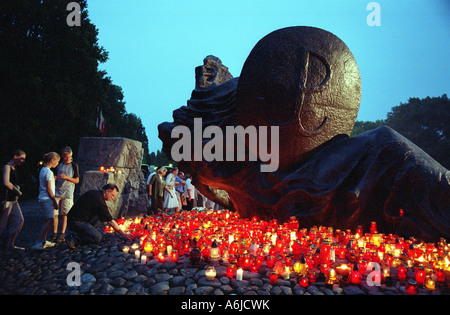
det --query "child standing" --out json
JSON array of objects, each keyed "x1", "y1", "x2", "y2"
[
  {"x1": 31, "y1": 152, "x2": 60, "y2": 250},
  {"x1": 52, "y1": 146, "x2": 79, "y2": 243}
]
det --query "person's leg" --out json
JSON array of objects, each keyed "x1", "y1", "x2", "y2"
[
  {"x1": 39, "y1": 218, "x2": 53, "y2": 242},
  {"x1": 58, "y1": 198, "x2": 73, "y2": 241},
  {"x1": 69, "y1": 220, "x2": 103, "y2": 245},
  {"x1": 5, "y1": 202, "x2": 24, "y2": 249},
  {"x1": 32, "y1": 199, "x2": 56, "y2": 249},
  {"x1": 53, "y1": 198, "x2": 61, "y2": 238},
  {"x1": 0, "y1": 202, "x2": 14, "y2": 238}
]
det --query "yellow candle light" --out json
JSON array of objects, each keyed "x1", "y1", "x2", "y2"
[
  {"x1": 144, "y1": 242, "x2": 153, "y2": 253},
  {"x1": 336, "y1": 264, "x2": 350, "y2": 276},
  {"x1": 326, "y1": 268, "x2": 337, "y2": 285},
  {"x1": 122, "y1": 246, "x2": 130, "y2": 253},
  {"x1": 131, "y1": 243, "x2": 139, "y2": 250},
  {"x1": 222, "y1": 250, "x2": 229, "y2": 264},
  {"x1": 424, "y1": 276, "x2": 436, "y2": 290},
  {"x1": 205, "y1": 266, "x2": 217, "y2": 280}
]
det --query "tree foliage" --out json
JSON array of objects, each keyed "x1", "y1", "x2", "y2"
[
  {"x1": 351, "y1": 94, "x2": 449, "y2": 169},
  {"x1": 147, "y1": 150, "x2": 176, "y2": 169},
  {"x1": 385, "y1": 94, "x2": 449, "y2": 169},
  {"x1": 0, "y1": 0, "x2": 149, "y2": 196}
]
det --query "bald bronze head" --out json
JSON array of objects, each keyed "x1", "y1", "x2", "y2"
[{"x1": 236, "y1": 26, "x2": 361, "y2": 171}]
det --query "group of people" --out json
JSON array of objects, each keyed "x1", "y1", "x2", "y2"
[
  {"x1": 146, "y1": 166, "x2": 225, "y2": 215},
  {"x1": 1, "y1": 148, "x2": 226, "y2": 252},
  {"x1": 0, "y1": 147, "x2": 132, "y2": 251},
  {"x1": 146, "y1": 167, "x2": 195, "y2": 214},
  {"x1": 0, "y1": 147, "x2": 78, "y2": 250}
]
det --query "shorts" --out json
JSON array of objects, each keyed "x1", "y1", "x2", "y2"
[
  {"x1": 54, "y1": 197, "x2": 73, "y2": 216},
  {"x1": 39, "y1": 199, "x2": 55, "y2": 219}
]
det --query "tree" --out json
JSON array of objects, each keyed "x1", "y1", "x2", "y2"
[
  {"x1": 385, "y1": 94, "x2": 449, "y2": 169},
  {"x1": 147, "y1": 150, "x2": 176, "y2": 168},
  {"x1": 351, "y1": 120, "x2": 385, "y2": 137},
  {"x1": 0, "y1": 1, "x2": 150, "y2": 197},
  {"x1": 351, "y1": 94, "x2": 450, "y2": 169}
]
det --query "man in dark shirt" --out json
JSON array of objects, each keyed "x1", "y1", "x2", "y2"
[{"x1": 66, "y1": 184, "x2": 132, "y2": 248}]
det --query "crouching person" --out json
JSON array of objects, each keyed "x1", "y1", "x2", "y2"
[{"x1": 66, "y1": 184, "x2": 132, "y2": 248}]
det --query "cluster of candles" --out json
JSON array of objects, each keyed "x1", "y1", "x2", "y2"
[
  {"x1": 107, "y1": 209, "x2": 450, "y2": 294},
  {"x1": 98, "y1": 166, "x2": 122, "y2": 174}
]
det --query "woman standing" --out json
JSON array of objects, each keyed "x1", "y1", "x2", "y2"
[
  {"x1": 0, "y1": 149, "x2": 26, "y2": 250},
  {"x1": 163, "y1": 167, "x2": 180, "y2": 213},
  {"x1": 148, "y1": 166, "x2": 167, "y2": 214},
  {"x1": 31, "y1": 152, "x2": 60, "y2": 250}
]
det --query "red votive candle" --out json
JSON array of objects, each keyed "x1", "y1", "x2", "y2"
[
  {"x1": 406, "y1": 280, "x2": 418, "y2": 295},
  {"x1": 397, "y1": 265, "x2": 407, "y2": 282},
  {"x1": 415, "y1": 266, "x2": 426, "y2": 286},
  {"x1": 299, "y1": 276, "x2": 309, "y2": 288},
  {"x1": 269, "y1": 271, "x2": 277, "y2": 285},
  {"x1": 349, "y1": 263, "x2": 362, "y2": 285}
]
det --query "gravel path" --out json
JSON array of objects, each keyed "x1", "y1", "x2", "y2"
[{"x1": 0, "y1": 199, "x2": 449, "y2": 296}]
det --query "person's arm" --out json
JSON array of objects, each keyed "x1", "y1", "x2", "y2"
[
  {"x1": 2, "y1": 165, "x2": 21, "y2": 197},
  {"x1": 148, "y1": 174, "x2": 157, "y2": 196},
  {"x1": 164, "y1": 185, "x2": 173, "y2": 197},
  {"x1": 57, "y1": 162, "x2": 80, "y2": 184},
  {"x1": 188, "y1": 188, "x2": 194, "y2": 200},
  {"x1": 58, "y1": 173, "x2": 79, "y2": 184},
  {"x1": 148, "y1": 184, "x2": 152, "y2": 196},
  {"x1": 46, "y1": 180, "x2": 58, "y2": 210},
  {"x1": 108, "y1": 219, "x2": 133, "y2": 241}
]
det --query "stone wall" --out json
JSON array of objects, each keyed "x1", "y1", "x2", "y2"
[{"x1": 77, "y1": 137, "x2": 148, "y2": 219}]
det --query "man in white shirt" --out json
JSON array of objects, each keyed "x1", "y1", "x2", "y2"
[{"x1": 184, "y1": 174, "x2": 195, "y2": 211}]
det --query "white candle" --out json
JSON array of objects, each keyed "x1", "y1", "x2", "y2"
[
  {"x1": 167, "y1": 245, "x2": 173, "y2": 256},
  {"x1": 236, "y1": 268, "x2": 243, "y2": 281},
  {"x1": 290, "y1": 231, "x2": 297, "y2": 241},
  {"x1": 282, "y1": 267, "x2": 290, "y2": 280},
  {"x1": 141, "y1": 255, "x2": 147, "y2": 264},
  {"x1": 271, "y1": 233, "x2": 277, "y2": 246},
  {"x1": 135, "y1": 250, "x2": 141, "y2": 259}
]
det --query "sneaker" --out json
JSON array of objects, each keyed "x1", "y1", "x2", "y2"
[
  {"x1": 6, "y1": 246, "x2": 25, "y2": 251},
  {"x1": 51, "y1": 235, "x2": 59, "y2": 243},
  {"x1": 43, "y1": 240, "x2": 56, "y2": 248},
  {"x1": 57, "y1": 234, "x2": 65, "y2": 243},
  {"x1": 31, "y1": 242, "x2": 45, "y2": 251}
]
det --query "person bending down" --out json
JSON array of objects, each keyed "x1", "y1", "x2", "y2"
[{"x1": 66, "y1": 184, "x2": 132, "y2": 248}]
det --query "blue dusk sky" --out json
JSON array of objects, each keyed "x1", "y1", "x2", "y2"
[{"x1": 86, "y1": 0, "x2": 449, "y2": 154}]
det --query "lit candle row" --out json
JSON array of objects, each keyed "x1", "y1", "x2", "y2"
[{"x1": 113, "y1": 210, "x2": 450, "y2": 292}]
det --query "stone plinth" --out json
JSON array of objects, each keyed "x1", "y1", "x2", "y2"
[
  {"x1": 77, "y1": 137, "x2": 148, "y2": 218},
  {"x1": 80, "y1": 171, "x2": 126, "y2": 219}
]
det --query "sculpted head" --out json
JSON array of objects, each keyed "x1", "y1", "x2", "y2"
[
  {"x1": 195, "y1": 55, "x2": 233, "y2": 89},
  {"x1": 236, "y1": 26, "x2": 361, "y2": 171}
]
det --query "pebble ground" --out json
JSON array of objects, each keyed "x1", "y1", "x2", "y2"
[{"x1": 1, "y1": 198, "x2": 449, "y2": 295}]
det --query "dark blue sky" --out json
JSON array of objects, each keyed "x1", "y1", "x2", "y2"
[{"x1": 87, "y1": 0, "x2": 449, "y2": 153}]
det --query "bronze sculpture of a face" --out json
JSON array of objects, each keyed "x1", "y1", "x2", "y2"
[
  {"x1": 158, "y1": 26, "x2": 450, "y2": 242},
  {"x1": 236, "y1": 26, "x2": 361, "y2": 171}
]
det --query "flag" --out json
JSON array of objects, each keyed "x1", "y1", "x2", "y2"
[{"x1": 96, "y1": 106, "x2": 106, "y2": 136}]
